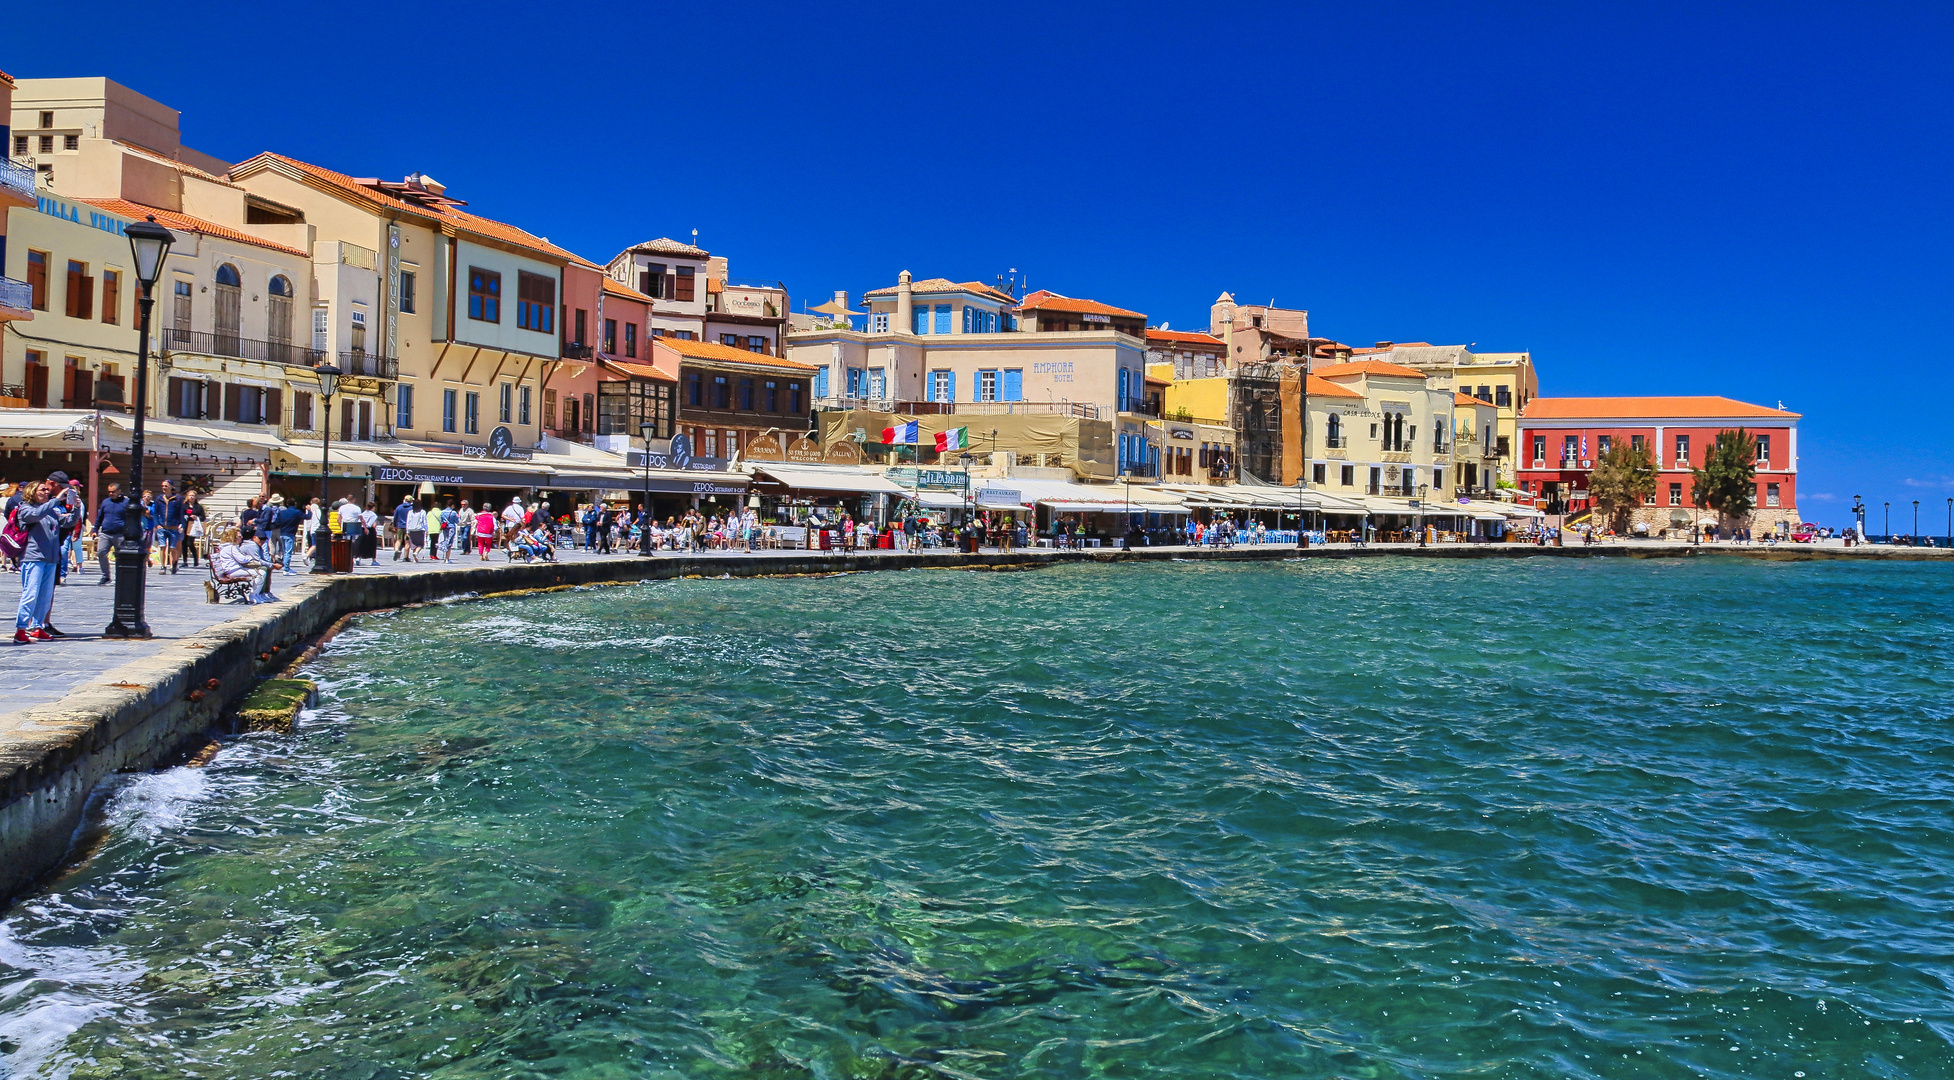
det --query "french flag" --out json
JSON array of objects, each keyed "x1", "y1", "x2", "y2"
[{"x1": 881, "y1": 420, "x2": 919, "y2": 445}]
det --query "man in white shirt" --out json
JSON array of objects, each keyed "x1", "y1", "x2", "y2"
[{"x1": 501, "y1": 496, "x2": 525, "y2": 543}]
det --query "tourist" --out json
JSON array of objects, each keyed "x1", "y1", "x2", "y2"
[
  {"x1": 12, "y1": 473, "x2": 79, "y2": 643},
  {"x1": 236, "y1": 527, "x2": 280, "y2": 603},
  {"x1": 592, "y1": 503, "x2": 612, "y2": 554},
  {"x1": 92, "y1": 483, "x2": 129, "y2": 585},
  {"x1": 474, "y1": 504, "x2": 497, "y2": 560},
  {"x1": 154, "y1": 481, "x2": 185, "y2": 575},
  {"x1": 437, "y1": 500, "x2": 460, "y2": 562},
  {"x1": 405, "y1": 500, "x2": 428, "y2": 563},
  {"x1": 206, "y1": 528, "x2": 268, "y2": 604},
  {"x1": 302, "y1": 497, "x2": 322, "y2": 564}
]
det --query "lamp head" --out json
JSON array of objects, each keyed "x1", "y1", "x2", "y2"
[
  {"x1": 124, "y1": 216, "x2": 176, "y2": 289},
  {"x1": 313, "y1": 363, "x2": 342, "y2": 400}
]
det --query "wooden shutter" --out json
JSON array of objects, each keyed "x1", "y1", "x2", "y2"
[
  {"x1": 26, "y1": 254, "x2": 47, "y2": 310},
  {"x1": 224, "y1": 383, "x2": 243, "y2": 421},
  {"x1": 266, "y1": 388, "x2": 283, "y2": 426},
  {"x1": 71, "y1": 369, "x2": 94, "y2": 408},
  {"x1": 341, "y1": 399, "x2": 354, "y2": 441},
  {"x1": 25, "y1": 363, "x2": 48, "y2": 408},
  {"x1": 101, "y1": 272, "x2": 120, "y2": 324},
  {"x1": 66, "y1": 266, "x2": 83, "y2": 317}
]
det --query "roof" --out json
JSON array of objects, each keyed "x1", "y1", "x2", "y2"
[
  {"x1": 0, "y1": 72, "x2": 13, "y2": 89},
  {"x1": 1455, "y1": 392, "x2": 1492, "y2": 407},
  {"x1": 118, "y1": 142, "x2": 241, "y2": 189},
  {"x1": 76, "y1": 199, "x2": 312, "y2": 259},
  {"x1": 1144, "y1": 373, "x2": 1170, "y2": 386},
  {"x1": 1522, "y1": 396, "x2": 1801, "y2": 421},
  {"x1": 600, "y1": 276, "x2": 656, "y2": 304},
  {"x1": 706, "y1": 277, "x2": 724, "y2": 294},
  {"x1": 863, "y1": 278, "x2": 1016, "y2": 303},
  {"x1": 1306, "y1": 375, "x2": 1365, "y2": 400},
  {"x1": 229, "y1": 153, "x2": 586, "y2": 265},
  {"x1": 598, "y1": 357, "x2": 676, "y2": 382},
  {"x1": 1017, "y1": 290, "x2": 1144, "y2": 319},
  {"x1": 625, "y1": 237, "x2": 709, "y2": 257},
  {"x1": 1146, "y1": 328, "x2": 1226, "y2": 348},
  {"x1": 1311, "y1": 359, "x2": 1428, "y2": 380},
  {"x1": 654, "y1": 335, "x2": 819, "y2": 370}
]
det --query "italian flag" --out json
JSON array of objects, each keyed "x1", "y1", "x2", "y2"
[
  {"x1": 936, "y1": 426, "x2": 970, "y2": 452},
  {"x1": 881, "y1": 420, "x2": 920, "y2": 444}
]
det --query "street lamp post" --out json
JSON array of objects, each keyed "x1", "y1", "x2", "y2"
[
  {"x1": 310, "y1": 365, "x2": 342, "y2": 573},
  {"x1": 105, "y1": 217, "x2": 175, "y2": 640},
  {"x1": 1884, "y1": 501, "x2": 1889, "y2": 539},
  {"x1": 1912, "y1": 500, "x2": 1919, "y2": 545},
  {"x1": 639, "y1": 423, "x2": 655, "y2": 555},
  {"x1": 1417, "y1": 483, "x2": 1429, "y2": 548}
]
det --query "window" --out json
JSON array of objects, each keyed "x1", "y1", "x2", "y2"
[
  {"x1": 1495, "y1": 386, "x2": 1512, "y2": 408},
  {"x1": 673, "y1": 330, "x2": 693, "y2": 340},
  {"x1": 868, "y1": 369, "x2": 885, "y2": 399},
  {"x1": 519, "y1": 385, "x2": 531, "y2": 425},
  {"x1": 499, "y1": 382, "x2": 512, "y2": 423},
  {"x1": 38, "y1": 111, "x2": 53, "y2": 128},
  {"x1": 582, "y1": 393, "x2": 595, "y2": 432},
  {"x1": 721, "y1": 333, "x2": 740, "y2": 347},
  {"x1": 933, "y1": 304, "x2": 951, "y2": 334},
  {"x1": 713, "y1": 376, "x2": 730, "y2": 409},
  {"x1": 170, "y1": 279, "x2": 192, "y2": 344},
  {"x1": 1597, "y1": 434, "x2": 1611, "y2": 455},
  {"x1": 399, "y1": 270, "x2": 416, "y2": 314},
  {"x1": 1756, "y1": 434, "x2": 1771, "y2": 467},
  {"x1": 63, "y1": 134, "x2": 79, "y2": 151},
  {"x1": 724, "y1": 431, "x2": 738, "y2": 460},
  {"x1": 544, "y1": 388, "x2": 558, "y2": 430},
  {"x1": 1674, "y1": 434, "x2": 1690, "y2": 465},
  {"x1": 605, "y1": 319, "x2": 619, "y2": 353},
  {"x1": 912, "y1": 305, "x2": 928, "y2": 335},
  {"x1": 871, "y1": 313, "x2": 889, "y2": 333},
  {"x1": 1326, "y1": 413, "x2": 1342, "y2": 447},
  {"x1": 38, "y1": 135, "x2": 53, "y2": 154},
  {"x1": 1766, "y1": 482, "x2": 1780, "y2": 507},
  {"x1": 1496, "y1": 434, "x2": 1510, "y2": 458},
  {"x1": 1312, "y1": 462, "x2": 1326, "y2": 484},
  {"x1": 100, "y1": 269, "x2": 120, "y2": 325},
  {"x1": 312, "y1": 306, "x2": 329, "y2": 351},
  {"x1": 1476, "y1": 385, "x2": 1491, "y2": 401},
  {"x1": 738, "y1": 378, "x2": 755, "y2": 411},
  {"x1": 624, "y1": 322, "x2": 637, "y2": 358},
  {"x1": 464, "y1": 391, "x2": 480, "y2": 434},
  {"x1": 764, "y1": 380, "x2": 779, "y2": 412},
  {"x1": 814, "y1": 366, "x2": 829, "y2": 399},
  {"x1": 468, "y1": 267, "x2": 501, "y2": 322},
  {"x1": 641, "y1": 263, "x2": 665, "y2": 297},
  {"x1": 704, "y1": 431, "x2": 717, "y2": 457},
  {"x1": 30, "y1": 252, "x2": 57, "y2": 311},
  {"x1": 1198, "y1": 443, "x2": 1209, "y2": 468},
  {"x1": 1531, "y1": 434, "x2": 1546, "y2": 465},
  {"x1": 928, "y1": 370, "x2": 952, "y2": 402},
  {"x1": 443, "y1": 388, "x2": 457, "y2": 432},
  {"x1": 675, "y1": 266, "x2": 695, "y2": 302},
  {"x1": 561, "y1": 392, "x2": 576, "y2": 432},
  {"x1": 166, "y1": 377, "x2": 206, "y2": 418},
  {"x1": 516, "y1": 271, "x2": 555, "y2": 332},
  {"x1": 1669, "y1": 482, "x2": 1683, "y2": 506},
  {"x1": 1434, "y1": 468, "x2": 1444, "y2": 489},
  {"x1": 65, "y1": 260, "x2": 93, "y2": 319},
  {"x1": 294, "y1": 391, "x2": 314, "y2": 430},
  {"x1": 998, "y1": 369, "x2": 1022, "y2": 403},
  {"x1": 788, "y1": 381, "x2": 804, "y2": 414},
  {"x1": 350, "y1": 307, "x2": 367, "y2": 355},
  {"x1": 10, "y1": 136, "x2": 23, "y2": 156},
  {"x1": 686, "y1": 371, "x2": 703, "y2": 406},
  {"x1": 1643, "y1": 489, "x2": 1657, "y2": 506},
  {"x1": 573, "y1": 308, "x2": 588, "y2": 347},
  {"x1": 1562, "y1": 435, "x2": 1578, "y2": 462},
  {"x1": 1369, "y1": 467, "x2": 1382, "y2": 494},
  {"x1": 846, "y1": 367, "x2": 864, "y2": 397},
  {"x1": 978, "y1": 369, "x2": 998, "y2": 402},
  {"x1": 1631, "y1": 434, "x2": 1645, "y2": 452},
  {"x1": 747, "y1": 336, "x2": 767, "y2": 354}
]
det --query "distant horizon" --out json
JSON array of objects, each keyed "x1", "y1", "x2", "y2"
[{"x1": 9, "y1": 1, "x2": 1952, "y2": 525}]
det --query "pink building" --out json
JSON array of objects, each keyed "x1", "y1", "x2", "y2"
[{"x1": 547, "y1": 264, "x2": 658, "y2": 448}]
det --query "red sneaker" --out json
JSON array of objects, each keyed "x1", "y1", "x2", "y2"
[
  {"x1": 12, "y1": 629, "x2": 31, "y2": 644},
  {"x1": 31, "y1": 628, "x2": 55, "y2": 641}
]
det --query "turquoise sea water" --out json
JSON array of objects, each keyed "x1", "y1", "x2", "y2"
[{"x1": 1, "y1": 557, "x2": 1950, "y2": 1079}]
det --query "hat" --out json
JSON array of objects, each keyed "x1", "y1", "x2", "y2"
[
  {"x1": 268, "y1": 493, "x2": 285, "y2": 505},
  {"x1": 46, "y1": 471, "x2": 71, "y2": 485}
]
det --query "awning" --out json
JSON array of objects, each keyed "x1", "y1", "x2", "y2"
[
  {"x1": 0, "y1": 410, "x2": 95, "y2": 440},
  {"x1": 751, "y1": 464, "x2": 908, "y2": 495},
  {"x1": 561, "y1": 468, "x2": 747, "y2": 495},
  {"x1": 906, "y1": 491, "x2": 968, "y2": 510},
  {"x1": 1499, "y1": 505, "x2": 1547, "y2": 519},
  {"x1": 1045, "y1": 500, "x2": 1142, "y2": 513}
]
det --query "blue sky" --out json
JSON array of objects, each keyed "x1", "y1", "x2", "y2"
[{"x1": 14, "y1": 2, "x2": 1953, "y2": 528}]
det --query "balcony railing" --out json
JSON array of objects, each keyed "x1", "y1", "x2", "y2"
[
  {"x1": 0, "y1": 277, "x2": 31, "y2": 314},
  {"x1": 813, "y1": 397, "x2": 1103, "y2": 419},
  {"x1": 338, "y1": 350, "x2": 399, "y2": 379},
  {"x1": 0, "y1": 158, "x2": 35, "y2": 204},
  {"x1": 165, "y1": 328, "x2": 324, "y2": 368},
  {"x1": 1322, "y1": 435, "x2": 1346, "y2": 449}
]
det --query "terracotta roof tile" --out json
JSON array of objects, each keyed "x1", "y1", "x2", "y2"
[
  {"x1": 653, "y1": 335, "x2": 818, "y2": 370},
  {"x1": 863, "y1": 278, "x2": 1016, "y2": 303},
  {"x1": 626, "y1": 237, "x2": 709, "y2": 257},
  {"x1": 76, "y1": 199, "x2": 312, "y2": 259},
  {"x1": 1522, "y1": 396, "x2": 1801, "y2": 421},
  {"x1": 1311, "y1": 359, "x2": 1428, "y2": 380},
  {"x1": 601, "y1": 276, "x2": 656, "y2": 304},
  {"x1": 1307, "y1": 376, "x2": 1365, "y2": 399},
  {"x1": 230, "y1": 153, "x2": 585, "y2": 265},
  {"x1": 1017, "y1": 291, "x2": 1144, "y2": 319},
  {"x1": 599, "y1": 357, "x2": 677, "y2": 382},
  {"x1": 1455, "y1": 392, "x2": 1490, "y2": 406},
  {"x1": 1146, "y1": 328, "x2": 1226, "y2": 347}
]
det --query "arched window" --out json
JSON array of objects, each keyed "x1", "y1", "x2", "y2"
[
  {"x1": 267, "y1": 275, "x2": 294, "y2": 360},
  {"x1": 1326, "y1": 413, "x2": 1342, "y2": 447},
  {"x1": 213, "y1": 264, "x2": 242, "y2": 353}
]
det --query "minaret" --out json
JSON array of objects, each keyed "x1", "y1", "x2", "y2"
[{"x1": 896, "y1": 270, "x2": 914, "y2": 335}]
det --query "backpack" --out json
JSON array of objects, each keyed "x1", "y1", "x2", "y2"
[{"x1": 1, "y1": 506, "x2": 26, "y2": 561}]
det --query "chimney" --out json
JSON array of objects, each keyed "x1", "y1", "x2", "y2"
[
  {"x1": 833, "y1": 289, "x2": 848, "y2": 312},
  {"x1": 1374, "y1": 341, "x2": 1393, "y2": 350},
  {"x1": 896, "y1": 271, "x2": 913, "y2": 335}
]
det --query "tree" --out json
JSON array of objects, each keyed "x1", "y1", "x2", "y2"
[
  {"x1": 1690, "y1": 429, "x2": 1757, "y2": 526},
  {"x1": 1587, "y1": 442, "x2": 1657, "y2": 531}
]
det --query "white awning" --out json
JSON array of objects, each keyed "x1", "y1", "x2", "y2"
[
  {"x1": 0, "y1": 409, "x2": 95, "y2": 440},
  {"x1": 1045, "y1": 500, "x2": 1142, "y2": 513},
  {"x1": 752, "y1": 464, "x2": 908, "y2": 494},
  {"x1": 906, "y1": 491, "x2": 968, "y2": 510},
  {"x1": 1499, "y1": 505, "x2": 1547, "y2": 519},
  {"x1": 271, "y1": 446, "x2": 392, "y2": 468}
]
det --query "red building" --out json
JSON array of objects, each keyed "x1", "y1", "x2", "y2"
[{"x1": 1516, "y1": 396, "x2": 1802, "y2": 535}]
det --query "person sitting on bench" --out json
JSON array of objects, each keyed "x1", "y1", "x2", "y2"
[{"x1": 207, "y1": 527, "x2": 276, "y2": 604}]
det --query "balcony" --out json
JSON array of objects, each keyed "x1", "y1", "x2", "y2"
[
  {"x1": 165, "y1": 328, "x2": 324, "y2": 368},
  {"x1": 338, "y1": 350, "x2": 399, "y2": 379},
  {"x1": 0, "y1": 277, "x2": 30, "y2": 322},
  {"x1": 0, "y1": 157, "x2": 35, "y2": 207},
  {"x1": 561, "y1": 342, "x2": 595, "y2": 361},
  {"x1": 1322, "y1": 435, "x2": 1346, "y2": 449},
  {"x1": 814, "y1": 397, "x2": 1103, "y2": 419}
]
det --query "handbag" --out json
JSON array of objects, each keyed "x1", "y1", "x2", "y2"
[
  {"x1": 0, "y1": 506, "x2": 26, "y2": 561},
  {"x1": 188, "y1": 517, "x2": 204, "y2": 539}
]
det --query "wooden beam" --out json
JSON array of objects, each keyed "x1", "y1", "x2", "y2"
[
  {"x1": 427, "y1": 341, "x2": 454, "y2": 380},
  {"x1": 456, "y1": 345, "x2": 485, "y2": 385}
]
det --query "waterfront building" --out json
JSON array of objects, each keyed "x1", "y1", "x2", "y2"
[
  {"x1": 8, "y1": 76, "x2": 230, "y2": 194},
  {"x1": 664, "y1": 334, "x2": 817, "y2": 464},
  {"x1": 1451, "y1": 392, "x2": 1502, "y2": 498},
  {"x1": 1346, "y1": 342, "x2": 1539, "y2": 484},
  {"x1": 0, "y1": 71, "x2": 37, "y2": 340},
  {"x1": 703, "y1": 257, "x2": 789, "y2": 358},
  {"x1": 1146, "y1": 328, "x2": 1228, "y2": 380},
  {"x1": 1516, "y1": 396, "x2": 1802, "y2": 535},
  {"x1": 1208, "y1": 293, "x2": 1314, "y2": 365},
  {"x1": 606, "y1": 237, "x2": 710, "y2": 341}
]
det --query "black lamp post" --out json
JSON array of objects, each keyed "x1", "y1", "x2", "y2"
[
  {"x1": 310, "y1": 364, "x2": 342, "y2": 573},
  {"x1": 1912, "y1": 500, "x2": 1919, "y2": 545},
  {"x1": 1851, "y1": 495, "x2": 1864, "y2": 543},
  {"x1": 639, "y1": 423, "x2": 655, "y2": 555},
  {"x1": 1884, "y1": 501, "x2": 1889, "y2": 539},
  {"x1": 1945, "y1": 497, "x2": 1951, "y2": 550},
  {"x1": 105, "y1": 216, "x2": 175, "y2": 640},
  {"x1": 1417, "y1": 483, "x2": 1430, "y2": 548}
]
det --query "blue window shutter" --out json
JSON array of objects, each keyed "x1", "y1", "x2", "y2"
[
  {"x1": 935, "y1": 304, "x2": 951, "y2": 334},
  {"x1": 1003, "y1": 369, "x2": 1022, "y2": 401},
  {"x1": 913, "y1": 306, "x2": 926, "y2": 335},
  {"x1": 962, "y1": 307, "x2": 971, "y2": 333},
  {"x1": 946, "y1": 371, "x2": 956, "y2": 403}
]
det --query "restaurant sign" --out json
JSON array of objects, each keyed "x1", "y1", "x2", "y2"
[
  {"x1": 886, "y1": 467, "x2": 969, "y2": 492},
  {"x1": 627, "y1": 434, "x2": 729, "y2": 472},
  {"x1": 375, "y1": 465, "x2": 541, "y2": 488}
]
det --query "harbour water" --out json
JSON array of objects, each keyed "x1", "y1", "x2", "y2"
[{"x1": 0, "y1": 557, "x2": 1949, "y2": 1078}]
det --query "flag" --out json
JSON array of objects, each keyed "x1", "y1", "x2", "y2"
[
  {"x1": 881, "y1": 420, "x2": 919, "y2": 445},
  {"x1": 935, "y1": 426, "x2": 969, "y2": 452}
]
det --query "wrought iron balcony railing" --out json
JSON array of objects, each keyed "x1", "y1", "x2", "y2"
[
  {"x1": 164, "y1": 328, "x2": 324, "y2": 368},
  {"x1": 0, "y1": 158, "x2": 35, "y2": 204},
  {"x1": 338, "y1": 350, "x2": 399, "y2": 379},
  {"x1": 0, "y1": 277, "x2": 31, "y2": 314}
]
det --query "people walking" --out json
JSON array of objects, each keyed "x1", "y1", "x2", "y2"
[
  {"x1": 153, "y1": 481, "x2": 185, "y2": 575},
  {"x1": 474, "y1": 504, "x2": 497, "y2": 560},
  {"x1": 12, "y1": 472, "x2": 80, "y2": 643},
  {"x1": 405, "y1": 500, "x2": 428, "y2": 563},
  {"x1": 92, "y1": 483, "x2": 129, "y2": 585}
]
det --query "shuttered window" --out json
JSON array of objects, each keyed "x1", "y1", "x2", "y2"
[
  {"x1": 65, "y1": 261, "x2": 93, "y2": 320},
  {"x1": 26, "y1": 251, "x2": 48, "y2": 310},
  {"x1": 1002, "y1": 369, "x2": 1023, "y2": 402},
  {"x1": 100, "y1": 270, "x2": 120, "y2": 325},
  {"x1": 294, "y1": 391, "x2": 314, "y2": 430},
  {"x1": 468, "y1": 267, "x2": 501, "y2": 322},
  {"x1": 674, "y1": 267, "x2": 695, "y2": 302},
  {"x1": 516, "y1": 271, "x2": 554, "y2": 332}
]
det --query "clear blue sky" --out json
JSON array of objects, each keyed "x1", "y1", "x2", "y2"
[{"x1": 14, "y1": 2, "x2": 1954, "y2": 528}]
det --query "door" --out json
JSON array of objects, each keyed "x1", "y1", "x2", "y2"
[
  {"x1": 341, "y1": 398, "x2": 354, "y2": 442},
  {"x1": 25, "y1": 362, "x2": 48, "y2": 408},
  {"x1": 358, "y1": 400, "x2": 373, "y2": 440}
]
